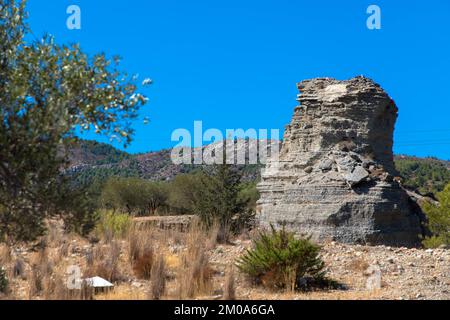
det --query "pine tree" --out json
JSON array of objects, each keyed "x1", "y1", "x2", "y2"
[{"x1": 194, "y1": 151, "x2": 246, "y2": 241}]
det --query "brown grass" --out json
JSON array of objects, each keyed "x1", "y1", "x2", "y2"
[
  {"x1": 133, "y1": 249, "x2": 154, "y2": 280},
  {"x1": 347, "y1": 258, "x2": 370, "y2": 273},
  {"x1": 149, "y1": 254, "x2": 166, "y2": 300},
  {"x1": 128, "y1": 226, "x2": 155, "y2": 280},
  {"x1": 223, "y1": 265, "x2": 236, "y2": 300},
  {"x1": 0, "y1": 245, "x2": 11, "y2": 265},
  {"x1": 86, "y1": 241, "x2": 122, "y2": 283},
  {"x1": 175, "y1": 223, "x2": 213, "y2": 299},
  {"x1": 2, "y1": 217, "x2": 225, "y2": 300}
]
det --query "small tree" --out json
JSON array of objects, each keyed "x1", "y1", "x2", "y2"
[
  {"x1": 144, "y1": 182, "x2": 168, "y2": 215},
  {"x1": 422, "y1": 182, "x2": 450, "y2": 248},
  {"x1": 100, "y1": 178, "x2": 167, "y2": 215},
  {"x1": 236, "y1": 226, "x2": 326, "y2": 291},
  {"x1": 193, "y1": 164, "x2": 247, "y2": 241}
]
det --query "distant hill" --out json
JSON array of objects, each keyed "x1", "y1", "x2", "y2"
[
  {"x1": 67, "y1": 139, "x2": 450, "y2": 197},
  {"x1": 394, "y1": 155, "x2": 450, "y2": 197},
  {"x1": 67, "y1": 139, "x2": 265, "y2": 189},
  {"x1": 69, "y1": 140, "x2": 131, "y2": 166}
]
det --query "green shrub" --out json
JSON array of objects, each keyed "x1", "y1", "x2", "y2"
[
  {"x1": 236, "y1": 226, "x2": 326, "y2": 291},
  {"x1": 422, "y1": 182, "x2": 450, "y2": 248},
  {"x1": 0, "y1": 267, "x2": 8, "y2": 294},
  {"x1": 95, "y1": 210, "x2": 132, "y2": 240}
]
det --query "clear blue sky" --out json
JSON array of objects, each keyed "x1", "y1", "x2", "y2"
[{"x1": 27, "y1": 0, "x2": 450, "y2": 159}]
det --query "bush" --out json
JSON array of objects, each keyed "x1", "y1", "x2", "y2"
[
  {"x1": 0, "y1": 267, "x2": 8, "y2": 294},
  {"x1": 95, "y1": 210, "x2": 132, "y2": 240},
  {"x1": 238, "y1": 182, "x2": 260, "y2": 212},
  {"x1": 236, "y1": 226, "x2": 326, "y2": 291},
  {"x1": 422, "y1": 182, "x2": 450, "y2": 248}
]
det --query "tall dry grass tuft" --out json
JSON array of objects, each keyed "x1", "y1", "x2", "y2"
[
  {"x1": 128, "y1": 226, "x2": 155, "y2": 280},
  {"x1": 0, "y1": 245, "x2": 11, "y2": 265},
  {"x1": 149, "y1": 254, "x2": 166, "y2": 300},
  {"x1": 86, "y1": 241, "x2": 122, "y2": 283},
  {"x1": 28, "y1": 267, "x2": 43, "y2": 298},
  {"x1": 28, "y1": 248, "x2": 54, "y2": 298},
  {"x1": 176, "y1": 222, "x2": 213, "y2": 299},
  {"x1": 223, "y1": 265, "x2": 236, "y2": 300}
]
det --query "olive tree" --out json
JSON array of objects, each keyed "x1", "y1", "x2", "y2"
[{"x1": 0, "y1": 1, "x2": 149, "y2": 241}]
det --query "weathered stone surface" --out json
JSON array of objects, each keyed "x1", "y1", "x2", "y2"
[
  {"x1": 344, "y1": 166, "x2": 369, "y2": 187},
  {"x1": 257, "y1": 76, "x2": 425, "y2": 247}
]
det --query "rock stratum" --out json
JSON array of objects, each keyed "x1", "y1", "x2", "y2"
[{"x1": 257, "y1": 77, "x2": 425, "y2": 246}]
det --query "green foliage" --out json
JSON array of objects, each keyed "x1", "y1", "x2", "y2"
[
  {"x1": 0, "y1": 267, "x2": 8, "y2": 293},
  {"x1": 238, "y1": 182, "x2": 260, "y2": 211},
  {"x1": 236, "y1": 226, "x2": 326, "y2": 291},
  {"x1": 0, "y1": 1, "x2": 148, "y2": 242},
  {"x1": 168, "y1": 173, "x2": 204, "y2": 214},
  {"x1": 192, "y1": 165, "x2": 248, "y2": 239},
  {"x1": 100, "y1": 177, "x2": 168, "y2": 215},
  {"x1": 168, "y1": 168, "x2": 256, "y2": 238},
  {"x1": 395, "y1": 157, "x2": 450, "y2": 196},
  {"x1": 422, "y1": 183, "x2": 450, "y2": 248},
  {"x1": 95, "y1": 210, "x2": 132, "y2": 239}
]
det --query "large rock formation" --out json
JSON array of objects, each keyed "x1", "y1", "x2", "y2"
[{"x1": 257, "y1": 77, "x2": 425, "y2": 247}]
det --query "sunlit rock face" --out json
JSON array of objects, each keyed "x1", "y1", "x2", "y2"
[{"x1": 257, "y1": 77, "x2": 425, "y2": 247}]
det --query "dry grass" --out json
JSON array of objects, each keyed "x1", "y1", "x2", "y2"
[
  {"x1": 27, "y1": 247, "x2": 55, "y2": 298},
  {"x1": 165, "y1": 253, "x2": 181, "y2": 270},
  {"x1": 0, "y1": 245, "x2": 11, "y2": 265},
  {"x1": 133, "y1": 249, "x2": 154, "y2": 280},
  {"x1": 149, "y1": 254, "x2": 166, "y2": 300},
  {"x1": 95, "y1": 284, "x2": 145, "y2": 300},
  {"x1": 347, "y1": 258, "x2": 370, "y2": 273},
  {"x1": 175, "y1": 223, "x2": 213, "y2": 299},
  {"x1": 128, "y1": 226, "x2": 155, "y2": 280},
  {"x1": 28, "y1": 267, "x2": 43, "y2": 298},
  {"x1": 2, "y1": 217, "x2": 230, "y2": 300},
  {"x1": 223, "y1": 266, "x2": 236, "y2": 300},
  {"x1": 86, "y1": 241, "x2": 123, "y2": 283}
]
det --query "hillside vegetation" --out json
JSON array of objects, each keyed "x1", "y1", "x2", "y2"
[
  {"x1": 70, "y1": 140, "x2": 450, "y2": 198},
  {"x1": 394, "y1": 155, "x2": 450, "y2": 197}
]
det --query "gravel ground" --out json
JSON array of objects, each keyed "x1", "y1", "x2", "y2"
[{"x1": 209, "y1": 240, "x2": 450, "y2": 300}]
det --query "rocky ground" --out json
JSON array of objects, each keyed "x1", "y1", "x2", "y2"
[
  {"x1": 209, "y1": 240, "x2": 449, "y2": 300},
  {"x1": 1, "y1": 225, "x2": 448, "y2": 300}
]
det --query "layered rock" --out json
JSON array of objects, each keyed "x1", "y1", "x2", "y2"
[{"x1": 257, "y1": 77, "x2": 425, "y2": 247}]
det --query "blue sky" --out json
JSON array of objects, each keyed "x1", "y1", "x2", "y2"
[{"x1": 26, "y1": 0, "x2": 450, "y2": 159}]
